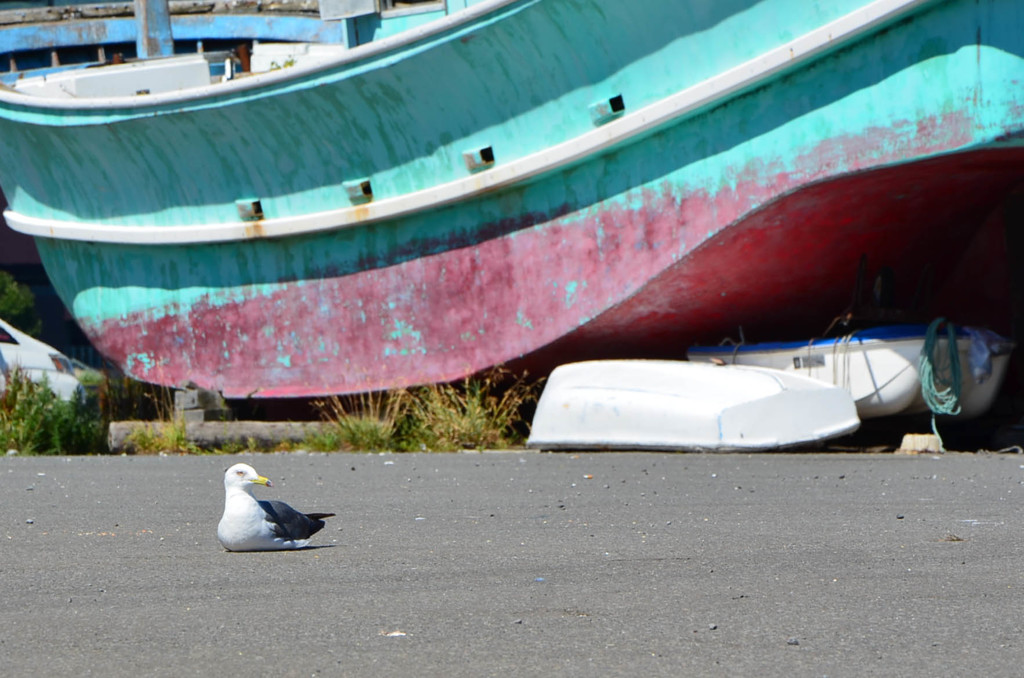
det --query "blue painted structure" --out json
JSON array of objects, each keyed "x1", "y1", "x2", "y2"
[{"x1": 0, "y1": 0, "x2": 456, "y2": 82}]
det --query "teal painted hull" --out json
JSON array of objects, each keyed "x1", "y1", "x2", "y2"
[{"x1": 1, "y1": 0, "x2": 1023, "y2": 397}]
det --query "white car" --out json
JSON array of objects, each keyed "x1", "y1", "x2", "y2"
[{"x1": 0, "y1": 317, "x2": 83, "y2": 400}]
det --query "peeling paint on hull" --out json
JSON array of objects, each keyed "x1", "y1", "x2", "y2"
[
  {"x1": 4, "y1": 0, "x2": 1024, "y2": 397},
  {"x1": 40, "y1": 143, "x2": 1024, "y2": 398}
]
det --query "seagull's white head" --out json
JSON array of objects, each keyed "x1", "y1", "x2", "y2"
[{"x1": 223, "y1": 463, "x2": 273, "y2": 494}]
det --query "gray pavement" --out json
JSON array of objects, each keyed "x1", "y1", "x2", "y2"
[{"x1": 3, "y1": 451, "x2": 1024, "y2": 677}]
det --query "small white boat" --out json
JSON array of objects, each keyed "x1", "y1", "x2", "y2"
[
  {"x1": 526, "y1": 360, "x2": 860, "y2": 452},
  {"x1": 0, "y1": 317, "x2": 82, "y2": 401},
  {"x1": 687, "y1": 324, "x2": 1014, "y2": 420}
]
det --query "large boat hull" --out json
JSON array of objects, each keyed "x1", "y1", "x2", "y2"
[{"x1": 2, "y1": 0, "x2": 1024, "y2": 397}]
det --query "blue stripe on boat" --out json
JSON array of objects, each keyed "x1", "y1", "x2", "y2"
[{"x1": 688, "y1": 324, "x2": 968, "y2": 355}]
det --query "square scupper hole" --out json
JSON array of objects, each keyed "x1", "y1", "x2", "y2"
[
  {"x1": 236, "y1": 198, "x2": 263, "y2": 221},
  {"x1": 463, "y1": 146, "x2": 495, "y2": 172},
  {"x1": 589, "y1": 94, "x2": 626, "y2": 125},
  {"x1": 344, "y1": 178, "x2": 373, "y2": 203}
]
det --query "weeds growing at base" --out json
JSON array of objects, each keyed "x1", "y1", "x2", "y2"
[
  {"x1": 0, "y1": 369, "x2": 104, "y2": 455},
  {"x1": 1, "y1": 365, "x2": 543, "y2": 454},
  {"x1": 313, "y1": 368, "x2": 542, "y2": 452}
]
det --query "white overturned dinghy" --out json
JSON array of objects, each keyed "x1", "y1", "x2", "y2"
[{"x1": 526, "y1": 360, "x2": 860, "y2": 452}]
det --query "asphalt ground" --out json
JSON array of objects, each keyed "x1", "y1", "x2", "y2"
[{"x1": 3, "y1": 450, "x2": 1024, "y2": 677}]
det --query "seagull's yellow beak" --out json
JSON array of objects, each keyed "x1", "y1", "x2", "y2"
[{"x1": 253, "y1": 475, "x2": 273, "y2": 488}]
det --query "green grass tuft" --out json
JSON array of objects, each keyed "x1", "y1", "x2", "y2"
[
  {"x1": 0, "y1": 369, "x2": 105, "y2": 455},
  {"x1": 313, "y1": 367, "x2": 542, "y2": 452}
]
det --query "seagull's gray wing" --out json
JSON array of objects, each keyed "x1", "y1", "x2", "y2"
[{"x1": 258, "y1": 499, "x2": 334, "y2": 541}]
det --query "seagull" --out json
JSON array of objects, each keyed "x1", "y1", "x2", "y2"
[{"x1": 217, "y1": 462, "x2": 334, "y2": 551}]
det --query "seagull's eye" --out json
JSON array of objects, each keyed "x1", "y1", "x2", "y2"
[{"x1": 236, "y1": 470, "x2": 245, "y2": 477}]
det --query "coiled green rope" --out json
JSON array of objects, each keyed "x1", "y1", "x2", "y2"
[{"x1": 918, "y1": 317, "x2": 962, "y2": 450}]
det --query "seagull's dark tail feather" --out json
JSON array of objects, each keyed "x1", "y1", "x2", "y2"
[
  {"x1": 260, "y1": 500, "x2": 336, "y2": 540},
  {"x1": 304, "y1": 512, "x2": 334, "y2": 537}
]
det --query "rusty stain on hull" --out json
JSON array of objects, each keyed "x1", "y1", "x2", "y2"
[{"x1": 243, "y1": 220, "x2": 266, "y2": 238}]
